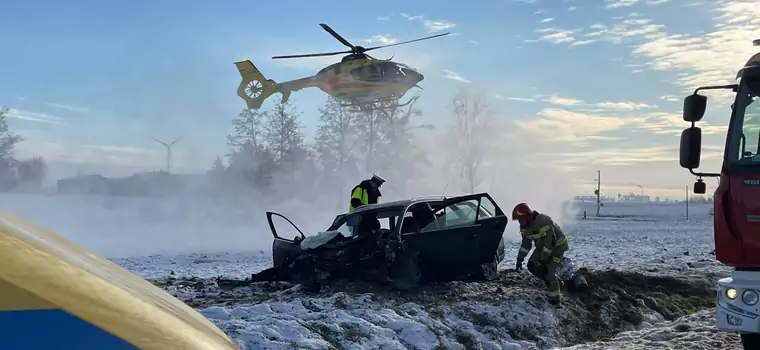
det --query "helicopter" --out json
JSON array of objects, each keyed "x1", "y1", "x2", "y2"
[{"x1": 234, "y1": 23, "x2": 450, "y2": 111}]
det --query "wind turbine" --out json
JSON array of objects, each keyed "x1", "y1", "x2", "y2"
[{"x1": 152, "y1": 137, "x2": 182, "y2": 173}]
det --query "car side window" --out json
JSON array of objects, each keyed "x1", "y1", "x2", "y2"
[
  {"x1": 478, "y1": 197, "x2": 496, "y2": 219},
  {"x1": 420, "y1": 199, "x2": 479, "y2": 232}
]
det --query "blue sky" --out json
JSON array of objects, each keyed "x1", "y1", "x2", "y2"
[{"x1": 1, "y1": 0, "x2": 758, "y2": 196}]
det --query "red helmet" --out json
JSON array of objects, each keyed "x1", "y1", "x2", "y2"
[{"x1": 512, "y1": 202, "x2": 534, "y2": 220}]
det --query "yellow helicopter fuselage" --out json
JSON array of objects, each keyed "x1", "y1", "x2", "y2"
[
  {"x1": 311, "y1": 58, "x2": 418, "y2": 104},
  {"x1": 234, "y1": 57, "x2": 424, "y2": 110}
]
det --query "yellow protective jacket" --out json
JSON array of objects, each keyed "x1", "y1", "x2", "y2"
[
  {"x1": 348, "y1": 180, "x2": 382, "y2": 212},
  {"x1": 517, "y1": 213, "x2": 568, "y2": 262}
]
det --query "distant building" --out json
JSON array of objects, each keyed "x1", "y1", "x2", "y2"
[
  {"x1": 57, "y1": 175, "x2": 110, "y2": 195},
  {"x1": 56, "y1": 171, "x2": 206, "y2": 197}
]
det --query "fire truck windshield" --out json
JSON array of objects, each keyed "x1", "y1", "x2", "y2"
[{"x1": 727, "y1": 84, "x2": 760, "y2": 167}]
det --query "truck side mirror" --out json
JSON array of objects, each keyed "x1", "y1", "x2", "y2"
[
  {"x1": 683, "y1": 94, "x2": 707, "y2": 122},
  {"x1": 694, "y1": 179, "x2": 706, "y2": 194},
  {"x1": 679, "y1": 126, "x2": 702, "y2": 169}
]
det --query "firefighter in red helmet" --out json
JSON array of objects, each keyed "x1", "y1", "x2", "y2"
[{"x1": 513, "y1": 202, "x2": 569, "y2": 306}]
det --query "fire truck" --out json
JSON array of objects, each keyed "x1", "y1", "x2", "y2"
[{"x1": 679, "y1": 39, "x2": 760, "y2": 349}]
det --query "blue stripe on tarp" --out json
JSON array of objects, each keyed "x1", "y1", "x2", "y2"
[{"x1": 0, "y1": 309, "x2": 138, "y2": 349}]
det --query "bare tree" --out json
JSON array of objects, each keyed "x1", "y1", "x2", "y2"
[
  {"x1": 264, "y1": 101, "x2": 305, "y2": 169},
  {"x1": 315, "y1": 97, "x2": 360, "y2": 208},
  {"x1": 16, "y1": 156, "x2": 46, "y2": 190},
  {"x1": 0, "y1": 107, "x2": 22, "y2": 159},
  {"x1": 227, "y1": 109, "x2": 266, "y2": 151},
  {"x1": 373, "y1": 99, "x2": 431, "y2": 195},
  {"x1": 447, "y1": 90, "x2": 495, "y2": 193}
]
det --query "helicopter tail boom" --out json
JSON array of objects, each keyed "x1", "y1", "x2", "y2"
[{"x1": 234, "y1": 60, "x2": 280, "y2": 110}]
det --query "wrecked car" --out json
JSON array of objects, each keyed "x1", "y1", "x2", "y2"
[{"x1": 252, "y1": 192, "x2": 508, "y2": 291}]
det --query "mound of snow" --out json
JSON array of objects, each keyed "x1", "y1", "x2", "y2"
[{"x1": 152, "y1": 269, "x2": 723, "y2": 350}]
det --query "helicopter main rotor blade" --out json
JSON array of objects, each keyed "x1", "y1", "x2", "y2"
[
  {"x1": 363, "y1": 32, "x2": 451, "y2": 52},
  {"x1": 319, "y1": 23, "x2": 356, "y2": 50},
  {"x1": 272, "y1": 50, "x2": 353, "y2": 59}
]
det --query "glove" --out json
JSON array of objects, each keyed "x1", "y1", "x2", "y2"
[{"x1": 515, "y1": 259, "x2": 523, "y2": 271}]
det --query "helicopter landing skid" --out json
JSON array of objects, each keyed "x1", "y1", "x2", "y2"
[{"x1": 340, "y1": 95, "x2": 420, "y2": 112}]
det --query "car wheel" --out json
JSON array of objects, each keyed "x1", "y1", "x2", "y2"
[
  {"x1": 473, "y1": 255, "x2": 499, "y2": 282},
  {"x1": 389, "y1": 251, "x2": 421, "y2": 290}
]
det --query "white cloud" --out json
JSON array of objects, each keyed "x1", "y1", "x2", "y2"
[
  {"x1": 603, "y1": 0, "x2": 671, "y2": 8},
  {"x1": 376, "y1": 16, "x2": 390, "y2": 21},
  {"x1": 544, "y1": 95, "x2": 584, "y2": 106},
  {"x1": 629, "y1": 1, "x2": 760, "y2": 102},
  {"x1": 495, "y1": 94, "x2": 535, "y2": 102},
  {"x1": 595, "y1": 101, "x2": 656, "y2": 110},
  {"x1": 604, "y1": 0, "x2": 642, "y2": 8},
  {"x1": 442, "y1": 70, "x2": 471, "y2": 83},
  {"x1": 660, "y1": 95, "x2": 680, "y2": 102},
  {"x1": 540, "y1": 95, "x2": 657, "y2": 110},
  {"x1": 536, "y1": 28, "x2": 577, "y2": 44},
  {"x1": 468, "y1": 40, "x2": 478, "y2": 44},
  {"x1": 534, "y1": 9, "x2": 545, "y2": 15},
  {"x1": 423, "y1": 20, "x2": 456, "y2": 33},
  {"x1": 568, "y1": 6, "x2": 577, "y2": 11},
  {"x1": 45, "y1": 102, "x2": 89, "y2": 114},
  {"x1": 541, "y1": 18, "x2": 554, "y2": 23},
  {"x1": 584, "y1": 18, "x2": 665, "y2": 45},
  {"x1": 571, "y1": 40, "x2": 596, "y2": 46},
  {"x1": 4, "y1": 108, "x2": 67, "y2": 125},
  {"x1": 636, "y1": 112, "x2": 728, "y2": 135},
  {"x1": 364, "y1": 35, "x2": 398, "y2": 45},
  {"x1": 400, "y1": 13, "x2": 423, "y2": 21},
  {"x1": 513, "y1": 108, "x2": 643, "y2": 142}
]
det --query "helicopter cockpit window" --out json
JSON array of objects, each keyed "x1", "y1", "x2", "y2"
[
  {"x1": 377, "y1": 62, "x2": 401, "y2": 78},
  {"x1": 350, "y1": 65, "x2": 382, "y2": 81}
]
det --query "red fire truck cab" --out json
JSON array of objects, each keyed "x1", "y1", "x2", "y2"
[{"x1": 679, "y1": 39, "x2": 760, "y2": 349}]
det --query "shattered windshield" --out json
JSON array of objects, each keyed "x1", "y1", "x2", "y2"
[
  {"x1": 330, "y1": 209, "x2": 402, "y2": 237},
  {"x1": 728, "y1": 86, "x2": 760, "y2": 166}
]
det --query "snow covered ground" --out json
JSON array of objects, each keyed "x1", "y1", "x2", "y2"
[{"x1": 0, "y1": 194, "x2": 740, "y2": 349}]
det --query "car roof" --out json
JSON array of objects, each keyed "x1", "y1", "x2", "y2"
[
  {"x1": 350, "y1": 200, "x2": 411, "y2": 213},
  {"x1": 349, "y1": 196, "x2": 454, "y2": 214}
]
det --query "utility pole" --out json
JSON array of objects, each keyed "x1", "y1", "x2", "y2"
[
  {"x1": 152, "y1": 137, "x2": 182, "y2": 174},
  {"x1": 686, "y1": 185, "x2": 689, "y2": 220},
  {"x1": 595, "y1": 170, "x2": 601, "y2": 216}
]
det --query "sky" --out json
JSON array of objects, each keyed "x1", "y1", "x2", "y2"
[{"x1": 0, "y1": 0, "x2": 758, "y2": 198}]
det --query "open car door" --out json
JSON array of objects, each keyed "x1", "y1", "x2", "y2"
[
  {"x1": 471, "y1": 193, "x2": 508, "y2": 264},
  {"x1": 266, "y1": 212, "x2": 306, "y2": 267},
  {"x1": 401, "y1": 193, "x2": 507, "y2": 277}
]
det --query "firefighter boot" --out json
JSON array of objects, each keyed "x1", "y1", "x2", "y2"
[
  {"x1": 545, "y1": 258, "x2": 563, "y2": 306},
  {"x1": 571, "y1": 274, "x2": 589, "y2": 290}
]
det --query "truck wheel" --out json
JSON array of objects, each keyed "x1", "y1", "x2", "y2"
[{"x1": 741, "y1": 333, "x2": 760, "y2": 349}]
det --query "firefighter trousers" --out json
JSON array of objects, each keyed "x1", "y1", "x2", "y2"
[{"x1": 527, "y1": 244, "x2": 568, "y2": 304}]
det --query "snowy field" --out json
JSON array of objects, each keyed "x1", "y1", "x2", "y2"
[{"x1": 0, "y1": 194, "x2": 742, "y2": 349}]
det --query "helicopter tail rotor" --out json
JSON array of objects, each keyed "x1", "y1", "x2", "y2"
[{"x1": 234, "y1": 60, "x2": 280, "y2": 110}]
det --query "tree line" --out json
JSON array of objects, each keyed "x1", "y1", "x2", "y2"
[
  {"x1": 0, "y1": 107, "x2": 47, "y2": 191},
  {"x1": 206, "y1": 90, "x2": 498, "y2": 211}
]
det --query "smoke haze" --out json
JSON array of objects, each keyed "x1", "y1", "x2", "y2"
[{"x1": 0, "y1": 90, "x2": 577, "y2": 258}]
